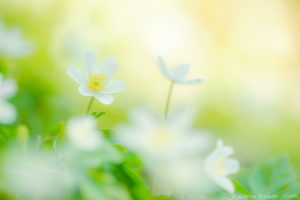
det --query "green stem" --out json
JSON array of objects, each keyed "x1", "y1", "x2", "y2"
[
  {"x1": 164, "y1": 81, "x2": 175, "y2": 121},
  {"x1": 86, "y1": 97, "x2": 95, "y2": 114},
  {"x1": 0, "y1": 128, "x2": 7, "y2": 142}
]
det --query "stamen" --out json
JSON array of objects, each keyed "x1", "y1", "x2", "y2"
[
  {"x1": 87, "y1": 74, "x2": 107, "y2": 92},
  {"x1": 152, "y1": 128, "x2": 172, "y2": 147},
  {"x1": 215, "y1": 158, "x2": 224, "y2": 176}
]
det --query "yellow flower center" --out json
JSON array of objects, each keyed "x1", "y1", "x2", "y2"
[
  {"x1": 87, "y1": 74, "x2": 107, "y2": 92},
  {"x1": 215, "y1": 158, "x2": 224, "y2": 176},
  {"x1": 152, "y1": 128, "x2": 172, "y2": 147}
]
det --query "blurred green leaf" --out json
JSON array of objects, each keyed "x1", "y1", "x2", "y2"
[
  {"x1": 280, "y1": 183, "x2": 300, "y2": 200},
  {"x1": 79, "y1": 176, "x2": 107, "y2": 200},
  {"x1": 153, "y1": 196, "x2": 170, "y2": 200},
  {"x1": 111, "y1": 164, "x2": 152, "y2": 200},
  {"x1": 91, "y1": 112, "x2": 106, "y2": 119},
  {"x1": 101, "y1": 129, "x2": 113, "y2": 139},
  {"x1": 233, "y1": 179, "x2": 251, "y2": 195},
  {"x1": 245, "y1": 156, "x2": 300, "y2": 199}
]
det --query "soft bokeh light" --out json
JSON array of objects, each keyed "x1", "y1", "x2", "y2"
[{"x1": 1, "y1": 0, "x2": 300, "y2": 187}]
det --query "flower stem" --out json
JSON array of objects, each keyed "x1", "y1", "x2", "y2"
[
  {"x1": 164, "y1": 81, "x2": 175, "y2": 120},
  {"x1": 0, "y1": 128, "x2": 7, "y2": 142},
  {"x1": 86, "y1": 97, "x2": 95, "y2": 114}
]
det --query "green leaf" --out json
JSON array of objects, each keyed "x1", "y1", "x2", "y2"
[
  {"x1": 91, "y1": 112, "x2": 106, "y2": 119},
  {"x1": 80, "y1": 177, "x2": 107, "y2": 200},
  {"x1": 248, "y1": 156, "x2": 298, "y2": 194},
  {"x1": 123, "y1": 151, "x2": 144, "y2": 170},
  {"x1": 111, "y1": 163, "x2": 152, "y2": 200},
  {"x1": 280, "y1": 183, "x2": 300, "y2": 200},
  {"x1": 153, "y1": 196, "x2": 170, "y2": 200},
  {"x1": 233, "y1": 179, "x2": 251, "y2": 195},
  {"x1": 102, "y1": 129, "x2": 113, "y2": 139}
]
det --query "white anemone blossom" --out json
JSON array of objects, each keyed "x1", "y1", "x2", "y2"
[
  {"x1": 115, "y1": 109, "x2": 212, "y2": 194},
  {"x1": 156, "y1": 56, "x2": 203, "y2": 84},
  {"x1": 68, "y1": 51, "x2": 125, "y2": 104},
  {"x1": 0, "y1": 73, "x2": 17, "y2": 124},
  {"x1": 0, "y1": 20, "x2": 34, "y2": 58},
  {"x1": 204, "y1": 140, "x2": 240, "y2": 193},
  {"x1": 115, "y1": 108, "x2": 211, "y2": 163},
  {"x1": 66, "y1": 116, "x2": 103, "y2": 151}
]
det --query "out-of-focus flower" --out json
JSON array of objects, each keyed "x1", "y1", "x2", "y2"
[
  {"x1": 115, "y1": 108, "x2": 211, "y2": 163},
  {"x1": 66, "y1": 116, "x2": 103, "y2": 151},
  {"x1": 68, "y1": 51, "x2": 125, "y2": 104},
  {"x1": 0, "y1": 20, "x2": 34, "y2": 58},
  {"x1": 156, "y1": 56, "x2": 203, "y2": 85},
  {"x1": 0, "y1": 73, "x2": 17, "y2": 124},
  {"x1": 204, "y1": 140, "x2": 240, "y2": 193},
  {"x1": 3, "y1": 150, "x2": 72, "y2": 199},
  {"x1": 115, "y1": 108, "x2": 212, "y2": 194}
]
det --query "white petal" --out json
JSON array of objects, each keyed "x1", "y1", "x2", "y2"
[
  {"x1": 173, "y1": 64, "x2": 189, "y2": 80},
  {"x1": 223, "y1": 159, "x2": 240, "y2": 175},
  {"x1": 178, "y1": 78, "x2": 203, "y2": 85},
  {"x1": 130, "y1": 108, "x2": 160, "y2": 130},
  {"x1": 215, "y1": 177, "x2": 235, "y2": 193},
  {"x1": 183, "y1": 132, "x2": 213, "y2": 154},
  {"x1": 102, "y1": 80, "x2": 125, "y2": 94},
  {"x1": 0, "y1": 79, "x2": 17, "y2": 99},
  {"x1": 100, "y1": 58, "x2": 117, "y2": 78},
  {"x1": 94, "y1": 93, "x2": 114, "y2": 104},
  {"x1": 167, "y1": 108, "x2": 194, "y2": 131},
  {"x1": 219, "y1": 146, "x2": 234, "y2": 158},
  {"x1": 67, "y1": 116, "x2": 102, "y2": 150},
  {"x1": 114, "y1": 125, "x2": 138, "y2": 147},
  {"x1": 0, "y1": 100, "x2": 16, "y2": 124},
  {"x1": 156, "y1": 56, "x2": 171, "y2": 79},
  {"x1": 67, "y1": 116, "x2": 97, "y2": 135},
  {"x1": 204, "y1": 156, "x2": 216, "y2": 174},
  {"x1": 85, "y1": 51, "x2": 98, "y2": 73},
  {"x1": 210, "y1": 142, "x2": 234, "y2": 159},
  {"x1": 217, "y1": 139, "x2": 223, "y2": 147},
  {"x1": 79, "y1": 86, "x2": 92, "y2": 96},
  {"x1": 205, "y1": 141, "x2": 235, "y2": 169},
  {"x1": 68, "y1": 66, "x2": 86, "y2": 84}
]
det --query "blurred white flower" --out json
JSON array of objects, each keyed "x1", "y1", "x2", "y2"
[
  {"x1": 68, "y1": 51, "x2": 125, "y2": 104},
  {"x1": 66, "y1": 116, "x2": 103, "y2": 151},
  {"x1": 3, "y1": 150, "x2": 71, "y2": 199},
  {"x1": 115, "y1": 109, "x2": 212, "y2": 194},
  {"x1": 116, "y1": 108, "x2": 211, "y2": 163},
  {"x1": 0, "y1": 73, "x2": 17, "y2": 124},
  {"x1": 156, "y1": 56, "x2": 203, "y2": 85},
  {"x1": 0, "y1": 20, "x2": 34, "y2": 58},
  {"x1": 204, "y1": 140, "x2": 240, "y2": 193}
]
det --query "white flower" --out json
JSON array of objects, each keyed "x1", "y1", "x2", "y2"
[
  {"x1": 0, "y1": 73, "x2": 17, "y2": 124},
  {"x1": 68, "y1": 51, "x2": 125, "y2": 104},
  {"x1": 66, "y1": 116, "x2": 103, "y2": 151},
  {"x1": 115, "y1": 108, "x2": 211, "y2": 163},
  {"x1": 0, "y1": 20, "x2": 34, "y2": 58},
  {"x1": 204, "y1": 140, "x2": 240, "y2": 193},
  {"x1": 115, "y1": 108, "x2": 212, "y2": 194},
  {"x1": 156, "y1": 56, "x2": 203, "y2": 84}
]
